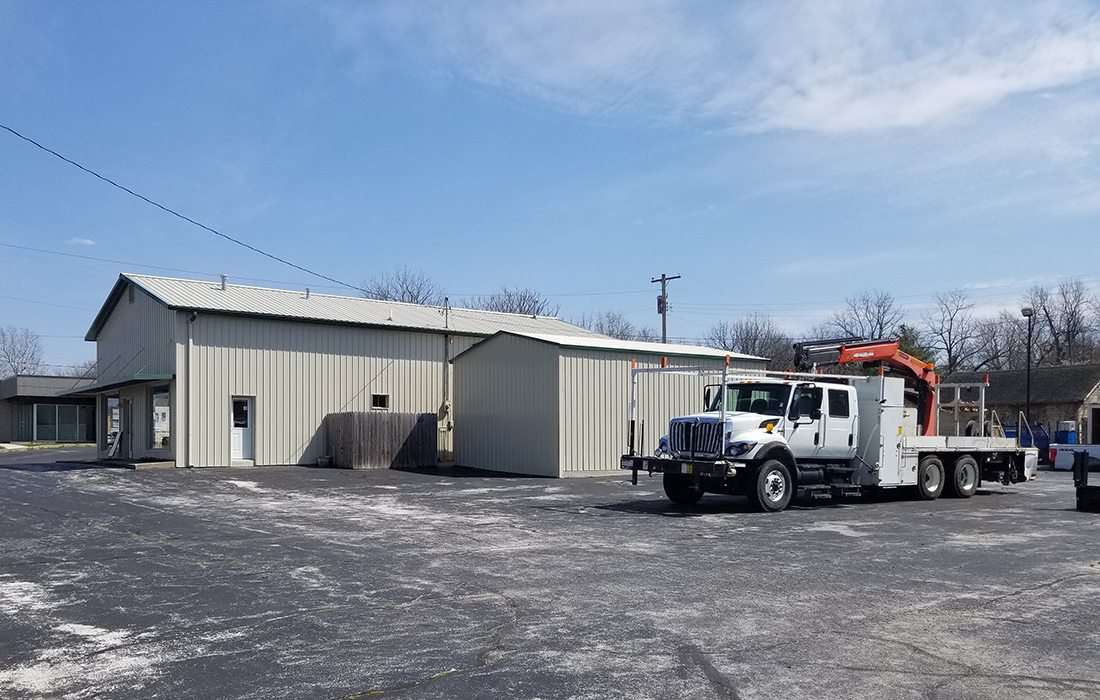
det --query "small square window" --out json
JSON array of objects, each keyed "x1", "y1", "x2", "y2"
[{"x1": 371, "y1": 394, "x2": 390, "y2": 411}]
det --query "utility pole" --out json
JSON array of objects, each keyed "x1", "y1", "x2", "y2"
[{"x1": 651, "y1": 273, "x2": 681, "y2": 344}]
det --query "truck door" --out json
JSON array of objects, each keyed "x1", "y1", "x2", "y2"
[
  {"x1": 824, "y1": 388, "x2": 857, "y2": 460},
  {"x1": 785, "y1": 385, "x2": 824, "y2": 460}
]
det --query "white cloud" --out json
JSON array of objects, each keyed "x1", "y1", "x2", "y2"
[
  {"x1": 68, "y1": 237, "x2": 95, "y2": 246},
  {"x1": 322, "y1": 0, "x2": 1100, "y2": 134},
  {"x1": 320, "y1": 0, "x2": 1100, "y2": 213}
]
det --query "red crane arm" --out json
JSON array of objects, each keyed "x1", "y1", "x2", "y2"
[
  {"x1": 835, "y1": 340, "x2": 940, "y2": 388},
  {"x1": 793, "y1": 337, "x2": 941, "y2": 436}
]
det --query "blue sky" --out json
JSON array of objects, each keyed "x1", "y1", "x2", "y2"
[{"x1": 2, "y1": 0, "x2": 1100, "y2": 369}]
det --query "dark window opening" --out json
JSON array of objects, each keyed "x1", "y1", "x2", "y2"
[
  {"x1": 828, "y1": 389, "x2": 850, "y2": 418},
  {"x1": 371, "y1": 394, "x2": 390, "y2": 411}
]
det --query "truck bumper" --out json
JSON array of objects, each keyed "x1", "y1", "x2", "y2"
[{"x1": 620, "y1": 455, "x2": 741, "y2": 481}]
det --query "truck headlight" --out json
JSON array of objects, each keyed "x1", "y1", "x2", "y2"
[
  {"x1": 725, "y1": 441, "x2": 757, "y2": 457},
  {"x1": 655, "y1": 435, "x2": 671, "y2": 458}
]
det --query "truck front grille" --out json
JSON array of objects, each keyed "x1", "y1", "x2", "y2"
[{"x1": 670, "y1": 421, "x2": 722, "y2": 456}]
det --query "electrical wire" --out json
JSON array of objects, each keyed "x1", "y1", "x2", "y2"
[{"x1": 0, "y1": 122, "x2": 363, "y2": 293}]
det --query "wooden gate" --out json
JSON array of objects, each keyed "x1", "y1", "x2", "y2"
[{"x1": 324, "y1": 412, "x2": 438, "y2": 470}]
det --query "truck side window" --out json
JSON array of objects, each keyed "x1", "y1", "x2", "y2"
[
  {"x1": 789, "y1": 387, "x2": 822, "y2": 419},
  {"x1": 828, "y1": 389, "x2": 850, "y2": 418}
]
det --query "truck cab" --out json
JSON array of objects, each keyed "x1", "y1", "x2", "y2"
[{"x1": 658, "y1": 379, "x2": 858, "y2": 464}]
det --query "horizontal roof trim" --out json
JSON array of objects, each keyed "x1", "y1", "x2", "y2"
[
  {"x1": 86, "y1": 274, "x2": 605, "y2": 342},
  {"x1": 452, "y1": 330, "x2": 767, "y2": 362},
  {"x1": 61, "y1": 373, "x2": 174, "y2": 396}
]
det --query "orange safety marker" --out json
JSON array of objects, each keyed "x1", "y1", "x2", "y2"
[{"x1": 661, "y1": 356, "x2": 668, "y2": 368}]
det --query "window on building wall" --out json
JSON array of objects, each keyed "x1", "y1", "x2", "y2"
[
  {"x1": 371, "y1": 394, "x2": 390, "y2": 411},
  {"x1": 150, "y1": 386, "x2": 171, "y2": 449},
  {"x1": 34, "y1": 404, "x2": 57, "y2": 442},
  {"x1": 103, "y1": 396, "x2": 120, "y2": 449}
]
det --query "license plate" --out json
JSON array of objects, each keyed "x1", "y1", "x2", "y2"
[
  {"x1": 682, "y1": 464, "x2": 693, "y2": 474},
  {"x1": 620, "y1": 458, "x2": 635, "y2": 469}
]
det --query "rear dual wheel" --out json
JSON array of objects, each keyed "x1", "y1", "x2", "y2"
[
  {"x1": 916, "y1": 456, "x2": 945, "y2": 500},
  {"x1": 946, "y1": 455, "x2": 979, "y2": 498}
]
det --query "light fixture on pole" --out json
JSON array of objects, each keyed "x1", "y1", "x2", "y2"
[{"x1": 1021, "y1": 307, "x2": 1034, "y2": 427}]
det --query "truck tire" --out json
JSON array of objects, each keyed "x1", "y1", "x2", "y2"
[
  {"x1": 916, "y1": 455, "x2": 945, "y2": 500},
  {"x1": 748, "y1": 460, "x2": 793, "y2": 512},
  {"x1": 946, "y1": 455, "x2": 979, "y2": 498},
  {"x1": 663, "y1": 473, "x2": 704, "y2": 505}
]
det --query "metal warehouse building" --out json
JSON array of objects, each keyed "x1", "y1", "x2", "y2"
[
  {"x1": 78, "y1": 273, "x2": 600, "y2": 467},
  {"x1": 452, "y1": 331, "x2": 766, "y2": 477}
]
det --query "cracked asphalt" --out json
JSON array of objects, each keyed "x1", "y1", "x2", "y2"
[{"x1": 1, "y1": 447, "x2": 1099, "y2": 699}]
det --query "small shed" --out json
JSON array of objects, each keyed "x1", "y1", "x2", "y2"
[{"x1": 452, "y1": 331, "x2": 767, "y2": 477}]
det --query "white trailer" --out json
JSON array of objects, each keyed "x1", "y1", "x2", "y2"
[{"x1": 621, "y1": 366, "x2": 1038, "y2": 512}]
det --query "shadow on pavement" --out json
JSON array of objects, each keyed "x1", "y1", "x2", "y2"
[{"x1": 0, "y1": 461, "x2": 125, "y2": 473}]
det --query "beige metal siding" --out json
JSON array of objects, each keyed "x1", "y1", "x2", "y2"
[
  {"x1": 188, "y1": 314, "x2": 468, "y2": 467},
  {"x1": 558, "y1": 350, "x2": 740, "y2": 476},
  {"x1": 95, "y1": 285, "x2": 177, "y2": 386},
  {"x1": 453, "y1": 334, "x2": 560, "y2": 476}
]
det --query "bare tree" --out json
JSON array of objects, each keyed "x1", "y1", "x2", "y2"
[
  {"x1": 1024, "y1": 280, "x2": 1096, "y2": 365},
  {"x1": 634, "y1": 326, "x2": 659, "y2": 342},
  {"x1": 968, "y1": 313, "x2": 1014, "y2": 371},
  {"x1": 922, "y1": 289, "x2": 979, "y2": 374},
  {"x1": 821, "y1": 290, "x2": 904, "y2": 340},
  {"x1": 0, "y1": 326, "x2": 44, "y2": 378},
  {"x1": 465, "y1": 287, "x2": 560, "y2": 317},
  {"x1": 361, "y1": 267, "x2": 444, "y2": 305},
  {"x1": 62, "y1": 359, "x2": 98, "y2": 379},
  {"x1": 706, "y1": 314, "x2": 794, "y2": 369},
  {"x1": 575, "y1": 311, "x2": 645, "y2": 341}
]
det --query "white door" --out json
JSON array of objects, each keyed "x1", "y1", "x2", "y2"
[
  {"x1": 784, "y1": 385, "x2": 824, "y2": 459},
  {"x1": 823, "y1": 388, "x2": 858, "y2": 460},
  {"x1": 231, "y1": 398, "x2": 253, "y2": 461}
]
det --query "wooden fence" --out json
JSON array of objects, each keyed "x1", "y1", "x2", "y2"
[{"x1": 324, "y1": 412, "x2": 438, "y2": 470}]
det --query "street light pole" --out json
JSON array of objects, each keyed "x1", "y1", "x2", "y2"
[{"x1": 1021, "y1": 307, "x2": 1034, "y2": 426}]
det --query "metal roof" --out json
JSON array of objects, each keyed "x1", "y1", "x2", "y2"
[
  {"x1": 452, "y1": 330, "x2": 767, "y2": 363},
  {"x1": 86, "y1": 274, "x2": 606, "y2": 341},
  {"x1": 945, "y1": 364, "x2": 1100, "y2": 406}
]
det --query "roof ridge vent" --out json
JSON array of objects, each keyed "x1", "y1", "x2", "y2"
[
  {"x1": 305, "y1": 288, "x2": 311, "y2": 299},
  {"x1": 220, "y1": 274, "x2": 228, "y2": 291}
]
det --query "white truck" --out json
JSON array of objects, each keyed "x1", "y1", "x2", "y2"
[{"x1": 621, "y1": 360, "x2": 1038, "y2": 512}]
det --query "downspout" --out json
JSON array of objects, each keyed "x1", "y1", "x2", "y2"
[{"x1": 187, "y1": 311, "x2": 196, "y2": 467}]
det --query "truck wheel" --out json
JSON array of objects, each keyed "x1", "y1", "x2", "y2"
[
  {"x1": 663, "y1": 473, "x2": 704, "y2": 505},
  {"x1": 749, "y1": 460, "x2": 793, "y2": 512},
  {"x1": 916, "y1": 456, "x2": 945, "y2": 500},
  {"x1": 946, "y1": 455, "x2": 979, "y2": 498}
]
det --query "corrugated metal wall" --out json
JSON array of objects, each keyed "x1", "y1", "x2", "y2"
[
  {"x1": 453, "y1": 334, "x2": 560, "y2": 476},
  {"x1": 95, "y1": 286, "x2": 176, "y2": 386},
  {"x1": 558, "y1": 350, "x2": 741, "y2": 476},
  {"x1": 187, "y1": 314, "x2": 479, "y2": 467}
]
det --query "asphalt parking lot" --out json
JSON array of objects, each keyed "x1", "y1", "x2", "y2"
[{"x1": 1, "y1": 451, "x2": 1099, "y2": 700}]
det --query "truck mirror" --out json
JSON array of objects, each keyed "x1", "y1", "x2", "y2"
[{"x1": 704, "y1": 388, "x2": 712, "y2": 409}]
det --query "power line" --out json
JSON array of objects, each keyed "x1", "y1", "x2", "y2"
[
  {"x1": 0, "y1": 242, "x2": 348, "y2": 290},
  {"x1": 0, "y1": 122, "x2": 363, "y2": 293}
]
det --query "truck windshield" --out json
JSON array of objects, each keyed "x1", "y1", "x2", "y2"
[{"x1": 709, "y1": 383, "x2": 790, "y2": 416}]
